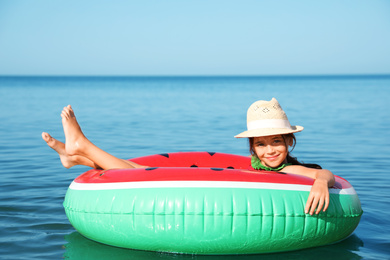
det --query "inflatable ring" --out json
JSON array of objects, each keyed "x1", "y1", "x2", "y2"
[{"x1": 63, "y1": 152, "x2": 362, "y2": 254}]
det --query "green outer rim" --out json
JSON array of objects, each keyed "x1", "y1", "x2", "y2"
[{"x1": 64, "y1": 187, "x2": 362, "y2": 254}]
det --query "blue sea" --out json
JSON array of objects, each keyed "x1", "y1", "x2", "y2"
[{"x1": 0, "y1": 75, "x2": 389, "y2": 259}]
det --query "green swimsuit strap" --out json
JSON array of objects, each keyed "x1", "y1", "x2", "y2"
[{"x1": 251, "y1": 156, "x2": 291, "y2": 171}]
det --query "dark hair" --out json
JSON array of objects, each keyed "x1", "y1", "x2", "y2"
[{"x1": 248, "y1": 133, "x2": 322, "y2": 169}]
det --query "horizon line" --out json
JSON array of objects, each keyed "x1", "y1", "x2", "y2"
[{"x1": 1, "y1": 73, "x2": 390, "y2": 78}]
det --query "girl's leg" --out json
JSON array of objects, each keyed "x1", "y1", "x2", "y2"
[
  {"x1": 43, "y1": 132, "x2": 144, "y2": 169},
  {"x1": 61, "y1": 105, "x2": 146, "y2": 170}
]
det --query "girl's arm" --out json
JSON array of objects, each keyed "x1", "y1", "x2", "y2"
[{"x1": 282, "y1": 165, "x2": 335, "y2": 215}]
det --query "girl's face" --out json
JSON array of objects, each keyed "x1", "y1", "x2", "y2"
[{"x1": 253, "y1": 135, "x2": 290, "y2": 168}]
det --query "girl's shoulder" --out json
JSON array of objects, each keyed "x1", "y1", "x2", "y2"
[
  {"x1": 299, "y1": 163, "x2": 322, "y2": 169},
  {"x1": 283, "y1": 164, "x2": 322, "y2": 174},
  {"x1": 286, "y1": 156, "x2": 322, "y2": 169},
  {"x1": 282, "y1": 164, "x2": 321, "y2": 177}
]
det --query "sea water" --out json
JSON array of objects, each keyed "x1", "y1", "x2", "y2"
[{"x1": 0, "y1": 76, "x2": 389, "y2": 259}]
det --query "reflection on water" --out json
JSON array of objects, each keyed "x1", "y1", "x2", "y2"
[{"x1": 64, "y1": 232, "x2": 363, "y2": 260}]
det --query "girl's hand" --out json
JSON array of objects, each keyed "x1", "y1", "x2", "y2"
[
  {"x1": 282, "y1": 166, "x2": 335, "y2": 215},
  {"x1": 305, "y1": 178, "x2": 330, "y2": 215}
]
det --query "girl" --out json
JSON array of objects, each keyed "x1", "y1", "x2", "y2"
[
  {"x1": 234, "y1": 98, "x2": 335, "y2": 216},
  {"x1": 42, "y1": 98, "x2": 334, "y2": 216}
]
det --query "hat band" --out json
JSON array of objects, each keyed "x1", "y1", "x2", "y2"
[{"x1": 247, "y1": 119, "x2": 292, "y2": 130}]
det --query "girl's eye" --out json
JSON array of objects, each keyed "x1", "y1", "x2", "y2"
[{"x1": 256, "y1": 143, "x2": 264, "y2": 147}]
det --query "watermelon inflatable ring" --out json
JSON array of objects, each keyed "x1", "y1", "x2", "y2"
[{"x1": 63, "y1": 152, "x2": 362, "y2": 254}]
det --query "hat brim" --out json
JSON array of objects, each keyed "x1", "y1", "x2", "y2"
[{"x1": 234, "y1": 126, "x2": 304, "y2": 138}]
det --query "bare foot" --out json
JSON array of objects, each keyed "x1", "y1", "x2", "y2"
[
  {"x1": 61, "y1": 105, "x2": 89, "y2": 157},
  {"x1": 42, "y1": 132, "x2": 83, "y2": 168}
]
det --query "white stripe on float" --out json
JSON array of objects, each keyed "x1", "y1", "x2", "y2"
[{"x1": 69, "y1": 181, "x2": 356, "y2": 195}]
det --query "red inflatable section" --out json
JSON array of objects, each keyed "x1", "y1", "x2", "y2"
[
  {"x1": 73, "y1": 152, "x2": 348, "y2": 190},
  {"x1": 131, "y1": 151, "x2": 251, "y2": 169}
]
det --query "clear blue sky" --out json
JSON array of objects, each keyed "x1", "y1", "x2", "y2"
[{"x1": 0, "y1": 0, "x2": 389, "y2": 76}]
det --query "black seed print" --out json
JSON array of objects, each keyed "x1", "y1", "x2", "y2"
[{"x1": 145, "y1": 167, "x2": 159, "y2": 171}]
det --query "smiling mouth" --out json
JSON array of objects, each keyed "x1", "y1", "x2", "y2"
[{"x1": 266, "y1": 155, "x2": 279, "y2": 161}]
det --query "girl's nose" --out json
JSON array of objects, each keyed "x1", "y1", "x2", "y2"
[{"x1": 266, "y1": 145, "x2": 275, "y2": 153}]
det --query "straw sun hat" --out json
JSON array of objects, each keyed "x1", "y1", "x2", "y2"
[{"x1": 235, "y1": 98, "x2": 303, "y2": 138}]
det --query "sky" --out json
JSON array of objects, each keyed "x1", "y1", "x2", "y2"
[{"x1": 0, "y1": 0, "x2": 389, "y2": 76}]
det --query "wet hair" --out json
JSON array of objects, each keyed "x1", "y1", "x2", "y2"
[{"x1": 248, "y1": 133, "x2": 321, "y2": 169}]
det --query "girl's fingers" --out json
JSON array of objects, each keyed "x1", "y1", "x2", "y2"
[
  {"x1": 309, "y1": 197, "x2": 320, "y2": 215},
  {"x1": 323, "y1": 195, "x2": 330, "y2": 212},
  {"x1": 306, "y1": 184, "x2": 331, "y2": 215},
  {"x1": 315, "y1": 198, "x2": 325, "y2": 214},
  {"x1": 305, "y1": 195, "x2": 314, "y2": 214},
  {"x1": 307, "y1": 195, "x2": 329, "y2": 215}
]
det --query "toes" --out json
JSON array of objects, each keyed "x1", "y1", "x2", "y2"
[
  {"x1": 61, "y1": 105, "x2": 74, "y2": 119},
  {"x1": 62, "y1": 109, "x2": 69, "y2": 119},
  {"x1": 68, "y1": 105, "x2": 75, "y2": 117},
  {"x1": 61, "y1": 110, "x2": 66, "y2": 119},
  {"x1": 42, "y1": 132, "x2": 51, "y2": 142}
]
